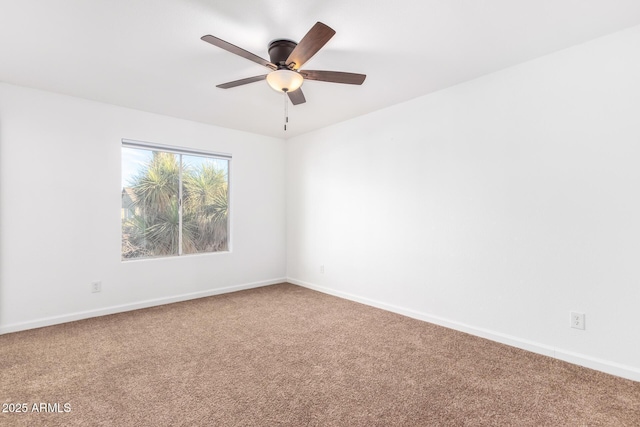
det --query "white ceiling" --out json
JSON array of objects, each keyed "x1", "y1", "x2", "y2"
[{"x1": 1, "y1": 0, "x2": 640, "y2": 139}]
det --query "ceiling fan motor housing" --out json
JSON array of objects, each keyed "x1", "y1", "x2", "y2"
[{"x1": 268, "y1": 39, "x2": 298, "y2": 68}]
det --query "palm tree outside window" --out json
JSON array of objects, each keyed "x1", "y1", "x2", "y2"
[{"x1": 121, "y1": 141, "x2": 230, "y2": 260}]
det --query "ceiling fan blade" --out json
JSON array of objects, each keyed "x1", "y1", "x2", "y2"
[
  {"x1": 202, "y1": 35, "x2": 276, "y2": 70},
  {"x1": 287, "y1": 88, "x2": 306, "y2": 105},
  {"x1": 300, "y1": 70, "x2": 366, "y2": 85},
  {"x1": 216, "y1": 75, "x2": 268, "y2": 89},
  {"x1": 286, "y1": 22, "x2": 336, "y2": 70}
]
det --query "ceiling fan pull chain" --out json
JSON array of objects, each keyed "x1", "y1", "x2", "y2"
[{"x1": 283, "y1": 89, "x2": 289, "y2": 131}]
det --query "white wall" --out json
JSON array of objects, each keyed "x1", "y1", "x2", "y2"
[
  {"x1": 286, "y1": 25, "x2": 640, "y2": 381},
  {"x1": 0, "y1": 82, "x2": 286, "y2": 332}
]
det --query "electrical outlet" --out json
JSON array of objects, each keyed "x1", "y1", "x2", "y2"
[
  {"x1": 320, "y1": 265, "x2": 325, "y2": 274},
  {"x1": 91, "y1": 281, "x2": 102, "y2": 293},
  {"x1": 570, "y1": 312, "x2": 585, "y2": 330}
]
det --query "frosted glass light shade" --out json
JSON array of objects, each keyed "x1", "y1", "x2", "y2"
[{"x1": 266, "y1": 69, "x2": 304, "y2": 92}]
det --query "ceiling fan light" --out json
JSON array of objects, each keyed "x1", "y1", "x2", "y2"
[{"x1": 266, "y1": 69, "x2": 304, "y2": 93}]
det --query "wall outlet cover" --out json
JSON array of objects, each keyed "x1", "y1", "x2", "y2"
[
  {"x1": 92, "y1": 281, "x2": 102, "y2": 293},
  {"x1": 570, "y1": 312, "x2": 585, "y2": 330}
]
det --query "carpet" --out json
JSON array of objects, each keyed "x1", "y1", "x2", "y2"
[{"x1": 1, "y1": 283, "x2": 638, "y2": 426}]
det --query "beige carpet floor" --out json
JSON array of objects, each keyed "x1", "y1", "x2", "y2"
[{"x1": 1, "y1": 283, "x2": 639, "y2": 426}]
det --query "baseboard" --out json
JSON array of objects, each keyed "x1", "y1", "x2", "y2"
[
  {"x1": 0, "y1": 277, "x2": 286, "y2": 335},
  {"x1": 288, "y1": 278, "x2": 640, "y2": 383}
]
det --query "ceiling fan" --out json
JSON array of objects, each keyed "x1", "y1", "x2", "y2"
[{"x1": 201, "y1": 22, "x2": 366, "y2": 106}]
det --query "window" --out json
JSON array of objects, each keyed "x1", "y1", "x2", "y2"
[{"x1": 121, "y1": 140, "x2": 230, "y2": 260}]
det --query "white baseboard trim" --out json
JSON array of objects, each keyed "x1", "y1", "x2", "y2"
[
  {"x1": 288, "y1": 278, "x2": 640, "y2": 383},
  {"x1": 0, "y1": 278, "x2": 286, "y2": 335}
]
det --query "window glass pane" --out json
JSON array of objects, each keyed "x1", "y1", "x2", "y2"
[
  {"x1": 121, "y1": 145, "x2": 229, "y2": 260},
  {"x1": 122, "y1": 148, "x2": 180, "y2": 259},
  {"x1": 181, "y1": 154, "x2": 229, "y2": 254}
]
